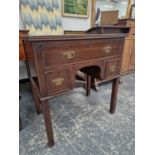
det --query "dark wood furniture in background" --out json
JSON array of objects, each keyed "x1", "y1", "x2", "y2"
[
  {"x1": 23, "y1": 33, "x2": 126, "y2": 147},
  {"x1": 86, "y1": 26, "x2": 130, "y2": 34},
  {"x1": 115, "y1": 19, "x2": 135, "y2": 75},
  {"x1": 19, "y1": 30, "x2": 29, "y2": 60}
]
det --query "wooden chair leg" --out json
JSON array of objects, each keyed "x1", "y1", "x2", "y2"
[
  {"x1": 109, "y1": 77, "x2": 119, "y2": 114},
  {"x1": 91, "y1": 77, "x2": 99, "y2": 92},
  {"x1": 42, "y1": 100, "x2": 54, "y2": 147},
  {"x1": 86, "y1": 74, "x2": 91, "y2": 96},
  {"x1": 119, "y1": 78, "x2": 123, "y2": 84},
  {"x1": 32, "y1": 86, "x2": 42, "y2": 114}
]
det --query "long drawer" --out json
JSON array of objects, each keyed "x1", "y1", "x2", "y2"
[{"x1": 42, "y1": 39, "x2": 123, "y2": 67}]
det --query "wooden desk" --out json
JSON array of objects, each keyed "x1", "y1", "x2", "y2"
[{"x1": 23, "y1": 33, "x2": 126, "y2": 147}]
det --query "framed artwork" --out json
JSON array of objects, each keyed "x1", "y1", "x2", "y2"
[{"x1": 62, "y1": 0, "x2": 90, "y2": 18}]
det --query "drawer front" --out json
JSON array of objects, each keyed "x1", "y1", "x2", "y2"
[
  {"x1": 45, "y1": 69, "x2": 72, "y2": 95},
  {"x1": 105, "y1": 58, "x2": 121, "y2": 79},
  {"x1": 43, "y1": 39, "x2": 123, "y2": 67}
]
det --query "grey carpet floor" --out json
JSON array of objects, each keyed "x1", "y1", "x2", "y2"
[{"x1": 19, "y1": 73, "x2": 135, "y2": 155}]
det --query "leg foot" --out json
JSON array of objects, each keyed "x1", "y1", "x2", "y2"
[
  {"x1": 109, "y1": 77, "x2": 119, "y2": 114},
  {"x1": 91, "y1": 77, "x2": 99, "y2": 92}
]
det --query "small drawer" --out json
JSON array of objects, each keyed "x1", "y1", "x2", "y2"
[
  {"x1": 45, "y1": 69, "x2": 72, "y2": 95},
  {"x1": 105, "y1": 58, "x2": 121, "y2": 79}
]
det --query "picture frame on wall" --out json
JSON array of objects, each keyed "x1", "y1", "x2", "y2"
[{"x1": 62, "y1": 0, "x2": 90, "y2": 18}]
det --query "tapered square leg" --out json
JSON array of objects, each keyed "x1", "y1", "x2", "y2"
[
  {"x1": 42, "y1": 100, "x2": 54, "y2": 147},
  {"x1": 110, "y1": 77, "x2": 119, "y2": 114},
  {"x1": 32, "y1": 85, "x2": 42, "y2": 114},
  {"x1": 86, "y1": 74, "x2": 91, "y2": 96}
]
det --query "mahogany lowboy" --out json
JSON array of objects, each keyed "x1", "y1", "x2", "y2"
[{"x1": 23, "y1": 34, "x2": 126, "y2": 147}]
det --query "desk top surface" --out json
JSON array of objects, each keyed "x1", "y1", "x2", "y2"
[{"x1": 24, "y1": 33, "x2": 126, "y2": 42}]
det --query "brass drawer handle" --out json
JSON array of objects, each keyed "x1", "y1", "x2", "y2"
[
  {"x1": 102, "y1": 46, "x2": 112, "y2": 54},
  {"x1": 63, "y1": 50, "x2": 75, "y2": 59},
  {"x1": 109, "y1": 65, "x2": 116, "y2": 72},
  {"x1": 52, "y1": 78, "x2": 64, "y2": 86}
]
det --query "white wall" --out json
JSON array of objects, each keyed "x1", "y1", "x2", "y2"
[{"x1": 57, "y1": 0, "x2": 92, "y2": 31}]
